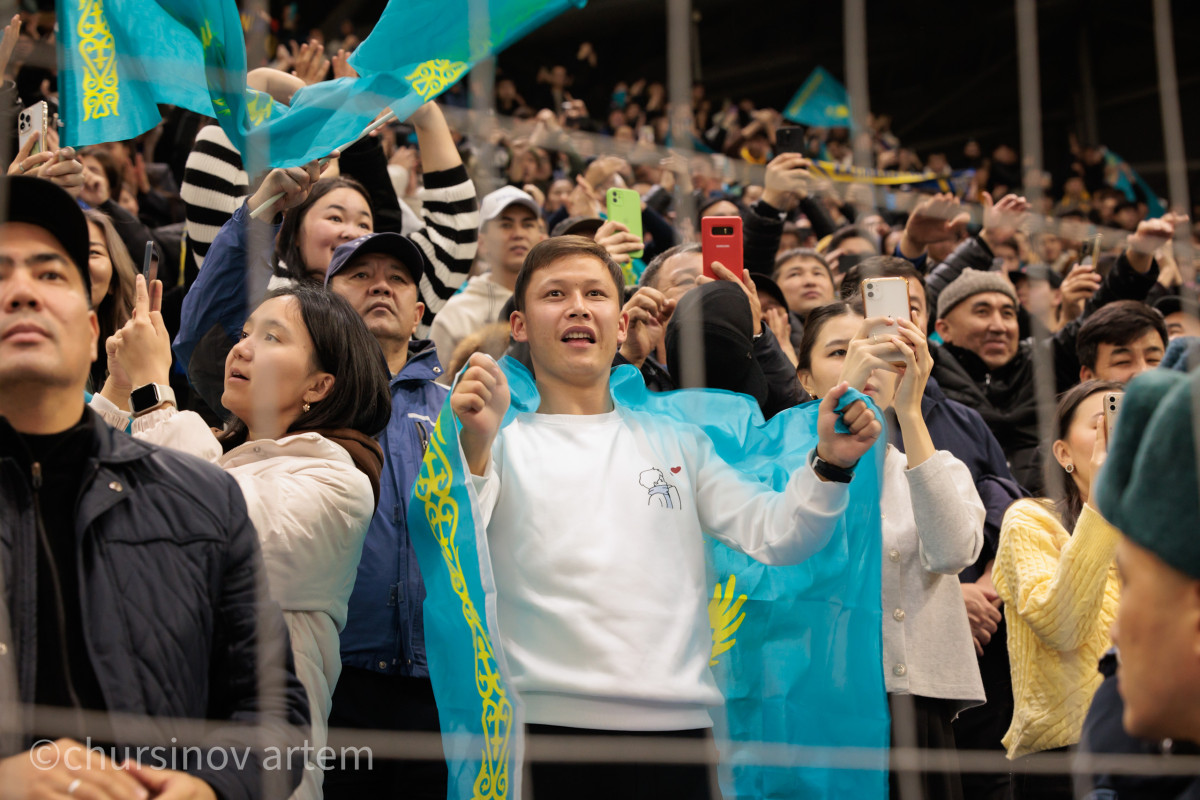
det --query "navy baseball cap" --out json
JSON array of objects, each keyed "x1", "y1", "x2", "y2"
[
  {"x1": 3, "y1": 176, "x2": 91, "y2": 298},
  {"x1": 325, "y1": 232, "x2": 425, "y2": 287}
]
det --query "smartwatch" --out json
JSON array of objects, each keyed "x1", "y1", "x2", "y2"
[
  {"x1": 130, "y1": 383, "x2": 177, "y2": 418},
  {"x1": 808, "y1": 448, "x2": 856, "y2": 483}
]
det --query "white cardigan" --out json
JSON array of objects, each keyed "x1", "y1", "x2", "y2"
[
  {"x1": 880, "y1": 445, "x2": 987, "y2": 712},
  {"x1": 91, "y1": 397, "x2": 373, "y2": 800}
]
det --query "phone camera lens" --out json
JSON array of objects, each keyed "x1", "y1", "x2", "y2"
[{"x1": 867, "y1": 291, "x2": 875, "y2": 298}]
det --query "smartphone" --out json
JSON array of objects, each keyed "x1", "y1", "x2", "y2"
[
  {"x1": 775, "y1": 126, "x2": 806, "y2": 156},
  {"x1": 142, "y1": 241, "x2": 160, "y2": 284},
  {"x1": 1080, "y1": 234, "x2": 1102, "y2": 267},
  {"x1": 17, "y1": 101, "x2": 48, "y2": 157},
  {"x1": 861, "y1": 277, "x2": 910, "y2": 364},
  {"x1": 605, "y1": 187, "x2": 644, "y2": 260},
  {"x1": 701, "y1": 216, "x2": 744, "y2": 280},
  {"x1": 1103, "y1": 391, "x2": 1123, "y2": 441}
]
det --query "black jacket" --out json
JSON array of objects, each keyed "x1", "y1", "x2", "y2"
[{"x1": 0, "y1": 411, "x2": 310, "y2": 800}]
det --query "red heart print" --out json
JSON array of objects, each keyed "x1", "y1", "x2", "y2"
[{"x1": 670, "y1": 466, "x2": 682, "y2": 474}]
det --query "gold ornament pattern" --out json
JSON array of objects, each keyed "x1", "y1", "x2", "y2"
[
  {"x1": 415, "y1": 414, "x2": 513, "y2": 799},
  {"x1": 406, "y1": 59, "x2": 468, "y2": 102},
  {"x1": 709, "y1": 574, "x2": 747, "y2": 666},
  {"x1": 77, "y1": 0, "x2": 119, "y2": 121}
]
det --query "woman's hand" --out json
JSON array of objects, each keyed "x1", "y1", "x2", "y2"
[
  {"x1": 247, "y1": 156, "x2": 333, "y2": 219},
  {"x1": 110, "y1": 275, "x2": 171, "y2": 389},
  {"x1": 889, "y1": 316, "x2": 933, "y2": 423},
  {"x1": 839, "y1": 316, "x2": 903, "y2": 392},
  {"x1": 1088, "y1": 413, "x2": 1109, "y2": 497}
]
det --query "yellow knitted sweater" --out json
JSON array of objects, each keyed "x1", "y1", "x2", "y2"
[{"x1": 992, "y1": 499, "x2": 1121, "y2": 759}]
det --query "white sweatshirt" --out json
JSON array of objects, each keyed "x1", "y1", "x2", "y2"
[{"x1": 469, "y1": 406, "x2": 849, "y2": 731}]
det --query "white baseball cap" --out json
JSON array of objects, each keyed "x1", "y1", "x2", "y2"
[{"x1": 479, "y1": 185, "x2": 541, "y2": 227}]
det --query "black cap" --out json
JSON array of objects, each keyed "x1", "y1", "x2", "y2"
[
  {"x1": 550, "y1": 215, "x2": 604, "y2": 238},
  {"x1": 324, "y1": 232, "x2": 425, "y2": 287},
  {"x1": 1021, "y1": 263, "x2": 1063, "y2": 289},
  {"x1": 3, "y1": 176, "x2": 90, "y2": 297},
  {"x1": 1154, "y1": 294, "x2": 1196, "y2": 318},
  {"x1": 665, "y1": 281, "x2": 768, "y2": 407},
  {"x1": 752, "y1": 273, "x2": 789, "y2": 311}
]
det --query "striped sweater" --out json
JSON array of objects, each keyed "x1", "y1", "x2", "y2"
[{"x1": 992, "y1": 499, "x2": 1121, "y2": 759}]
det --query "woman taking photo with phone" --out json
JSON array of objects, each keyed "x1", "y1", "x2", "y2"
[
  {"x1": 797, "y1": 301, "x2": 985, "y2": 800},
  {"x1": 992, "y1": 380, "x2": 1124, "y2": 799},
  {"x1": 93, "y1": 280, "x2": 390, "y2": 800}
]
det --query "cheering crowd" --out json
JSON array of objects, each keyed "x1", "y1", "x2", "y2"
[{"x1": 2, "y1": 8, "x2": 1200, "y2": 800}]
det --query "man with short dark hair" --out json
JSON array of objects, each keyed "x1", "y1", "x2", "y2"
[
  {"x1": 0, "y1": 176, "x2": 309, "y2": 799},
  {"x1": 448, "y1": 234, "x2": 880, "y2": 799},
  {"x1": 1076, "y1": 300, "x2": 1167, "y2": 384}
]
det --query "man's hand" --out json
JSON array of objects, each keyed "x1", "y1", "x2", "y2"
[
  {"x1": 761, "y1": 153, "x2": 812, "y2": 211},
  {"x1": 815, "y1": 381, "x2": 882, "y2": 472},
  {"x1": 764, "y1": 307, "x2": 798, "y2": 367},
  {"x1": 979, "y1": 192, "x2": 1031, "y2": 250},
  {"x1": 0, "y1": 739, "x2": 151, "y2": 800},
  {"x1": 619, "y1": 286, "x2": 674, "y2": 368},
  {"x1": 123, "y1": 761, "x2": 216, "y2": 800},
  {"x1": 1126, "y1": 212, "x2": 1190, "y2": 274},
  {"x1": 289, "y1": 40, "x2": 329, "y2": 86},
  {"x1": 111, "y1": 275, "x2": 171, "y2": 389},
  {"x1": 899, "y1": 192, "x2": 970, "y2": 257},
  {"x1": 697, "y1": 261, "x2": 763, "y2": 335},
  {"x1": 331, "y1": 48, "x2": 358, "y2": 79},
  {"x1": 961, "y1": 582, "x2": 1002, "y2": 657},
  {"x1": 565, "y1": 174, "x2": 602, "y2": 218},
  {"x1": 593, "y1": 219, "x2": 643, "y2": 265},
  {"x1": 0, "y1": 14, "x2": 21, "y2": 80},
  {"x1": 1057, "y1": 262, "x2": 1101, "y2": 323},
  {"x1": 451, "y1": 354, "x2": 510, "y2": 476}
]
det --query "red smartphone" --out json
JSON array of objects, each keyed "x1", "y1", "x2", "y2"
[{"x1": 701, "y1": 216, "x2": 743, "y2": 280}]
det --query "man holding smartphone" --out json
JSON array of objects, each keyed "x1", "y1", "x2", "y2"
[{"x1": 449, "y1": 235, "x2": 880, "y2": 799}]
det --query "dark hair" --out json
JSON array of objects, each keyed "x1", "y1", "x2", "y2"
[
  {"x1": 838, "y1": 255, "x2": 925, "y2": 301},
  {"x1": 79, "y1": 147, "x2": 123, "y2": 199},
  {"x1": 219, "y1": 284, "x2": 391, "y2": 449},
  {"x1": 796, "y1": 301, "x2": 859, "y2": 373},
  {"x1": 83, "y1": 210, "x2": 137, "y2": 390},
  {"x1": 1076, "y1": 300, "x2": 1168, "y2": 372},
  {"x1": 825, "y1": 226, "x2": 879, "y2": 255},
  {"x1": 1052, "y1": 379, "x2": 1125, "y2": 530},
  {"x1": 773, "y1": 248, "x2": 832, "y2": 283},
  {"x1": 512, "y1": 235, "x2": 625, "y2": 312},
  {"x1": 640, "y1": 242, "x2": 701, "y2": 289},
  {"x1": 275, "y1": 177, "x2": 374, "y2": 284}
]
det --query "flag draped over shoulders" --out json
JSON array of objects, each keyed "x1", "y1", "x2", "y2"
[
  {"x1": 407, "y1": 359, "x2": 889, "y2": 800},
  {"x1": 56, "y1": 0, "x2": 584, "y2": 169}
]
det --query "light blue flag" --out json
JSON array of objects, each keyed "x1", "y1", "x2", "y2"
[
  {"x1": 407, "y1": 359, "x2": 890, "y2": 800},
  {"x1": 783, "y1": 66, "x2": 854, "y2": 129},
  {"x1": 57, "y1": 0, "x2": 584, "y2": 169},
  {"x1": 1105, "y1": 149, "x2": 1166, "y2": 219}
]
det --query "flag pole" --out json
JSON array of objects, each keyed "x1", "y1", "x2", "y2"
[{"x1": 248, "y1": 109, "x2": 398, "y2": 219}]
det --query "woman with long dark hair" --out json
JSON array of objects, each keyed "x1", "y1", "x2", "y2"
[
  {"x1": 83, "y1": 209, "x2": 136, "y2": 391},
  {"x1": 992, "y1": 379, "x2": 1124, "y2": 799},
  {"x1": 94, "y1": 281, "x2": 390, "y2": 800},
  {"x1": 797, "y1": 301, "x2": 985, "y2": 800}
]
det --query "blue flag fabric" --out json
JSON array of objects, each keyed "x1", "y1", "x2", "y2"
[
  {"x1": 57, "y1": 0, "x2": 584, "y2": 169},
  {"x1": 1105, "y1": 149, "x2": 1166, "y2": 219},
  {"x1": 407, "y1": 359, "x2": 890, "y2": 799},
  {"x1": 784, "y1": 67, "x2": 854, "y2": 129}
]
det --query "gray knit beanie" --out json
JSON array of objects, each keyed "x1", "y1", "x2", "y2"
[{"x1": 936, "y1": 268, "x2": 1019, "y2": 320}]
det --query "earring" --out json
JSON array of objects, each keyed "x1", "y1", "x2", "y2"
[
  {"x1": 302, "y1": 402, "x2": 311, "y2": 413},
  {"x1": 1064, "y1": 463, "x2": 1074, "y2": 474}
]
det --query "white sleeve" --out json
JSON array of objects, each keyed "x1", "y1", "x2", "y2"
[
  {"x1": 87, "y1": 393, "x2": 132, "y2": 430},
  {"x1": 907, "y1": 450, "x2": 986, "y2": 574},
  {"x1": 466, "y1": 443, "x2": 501, "y2": 532},
  {"x1": 692, "y1": 433, "x2": 849, "y2": 566},
  {"x1": 129, "y1": 406, "x2": 224, "y2": 463}
]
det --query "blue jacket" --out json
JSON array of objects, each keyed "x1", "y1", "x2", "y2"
[{"x1": 339, "y1": 339, "x2": 448, "y2": 677}]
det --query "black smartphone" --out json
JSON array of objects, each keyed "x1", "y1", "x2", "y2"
[
  {"x1": 775, "y1": 127, "x2": 806, "y2": 155},
  {"x1": 142, "y1": 241, "x2": 160, "y2": 284}
]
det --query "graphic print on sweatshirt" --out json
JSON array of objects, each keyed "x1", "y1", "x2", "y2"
[{"x1": 638, "y1": 467, "x2": 682, "y2": 510}]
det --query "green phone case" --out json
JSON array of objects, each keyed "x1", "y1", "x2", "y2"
[{"x1": 605, "y1": 187, "x2": 644, "y2": 260}]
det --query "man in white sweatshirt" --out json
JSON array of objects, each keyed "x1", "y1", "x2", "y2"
[
  {"x1": 429, "y1": 186, "x2": 544, "y2": 378},
  {"x1": 450, "y1": 235, "x2": 882, "y2": 800}
]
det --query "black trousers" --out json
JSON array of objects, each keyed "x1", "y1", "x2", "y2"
[
  {"x1": 322, "y1": 667, "x2": 448, "y2": 800},
  {"x1": 889, "y1": 694, "x2": 965, "y2": 800},
  {"x1": 1009, "y1": 746, "x2": 1075, "y2": 800},
  {"x1": 525, "y1": 724, "x2": 716, "y2": 800}
]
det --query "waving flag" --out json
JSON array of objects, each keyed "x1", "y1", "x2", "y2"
[
  {"x1": 783, "y1": 66, "x2": 854, "y2": 129},
  {"x1": 408, "y1": 359, "x2": 890, "y2": 799},
  {"x1": 56, "y1": 0, "x2": 584, "y2": 168}
]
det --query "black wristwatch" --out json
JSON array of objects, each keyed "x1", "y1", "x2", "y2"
[
  {"x1": 808, "y1": 448, "x2": 856, "y2": 483},
  {"x1": 130, "y1": 383, "x2": 177, "y2": 418}
]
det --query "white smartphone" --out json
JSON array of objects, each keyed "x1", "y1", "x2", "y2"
[
  {"x1": 1103, "y1": 391, "x2": 1123, "y2": 441},
  {"x1": 861, "y1": 276, "x2": 910, "y2": 365},
  {"x1": 17, "y1": 101, "x2": 47, "y2": 157}
]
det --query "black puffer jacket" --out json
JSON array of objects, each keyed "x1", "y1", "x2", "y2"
[{"x1": 0, "y1": 411, "x2": 310, "y2": 800}]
